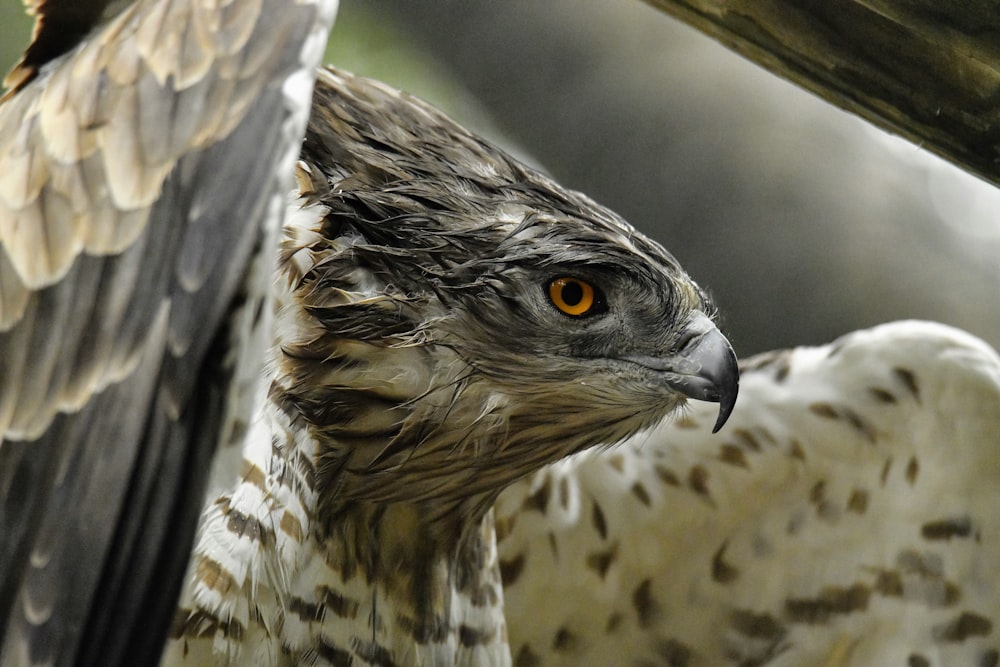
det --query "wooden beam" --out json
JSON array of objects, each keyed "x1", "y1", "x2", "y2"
[{"x1": 643, "y1": 0, "x2": 1000, "y2": 188}]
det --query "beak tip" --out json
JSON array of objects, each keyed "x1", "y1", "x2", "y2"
[
  {"x1": 711, "y1": 386, "x2": 738, "y2": 433},
  {"x1": 711, "y1": 344, "x2": 739, "y2": 433}
]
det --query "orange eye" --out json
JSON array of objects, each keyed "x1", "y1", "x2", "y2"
[{"x1": 548, "y1": 277, "x2": 597, "y2": 316}]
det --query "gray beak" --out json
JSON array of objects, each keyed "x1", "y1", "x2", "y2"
[{"x1": 624, "y1": 313, "x2": 739, "y2": 433}]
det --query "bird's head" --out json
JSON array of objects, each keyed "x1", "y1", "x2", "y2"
[{"x1": 276, "y1": 68, "x2": 737, "y2": 523}]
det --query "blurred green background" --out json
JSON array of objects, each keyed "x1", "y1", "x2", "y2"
[{"x1": 4, "y1": 1, "x2": 1000, "y2": 356}]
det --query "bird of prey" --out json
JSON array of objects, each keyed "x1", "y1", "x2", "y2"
[
  {"x1": 0, "y1": 0, "x2": 337, "y2": 664},
  {"x1": 161, "y1": 65, "x2": 738, "y2": 665},
  {"x1": 498, "y1": 320, "x2": 1000, "y2": 666},
  {"x1": 1, "y1": 1, "x2": 738, "y2": 665},
  {"x1": 6, "y1": 2, "x2": 996, "y2": 667}
]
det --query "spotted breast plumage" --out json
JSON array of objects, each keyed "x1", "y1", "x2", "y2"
[{"x1": 497, "y1": 320, "x2": 1000, "y2": 666}]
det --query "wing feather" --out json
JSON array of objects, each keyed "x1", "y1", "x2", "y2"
[
  {"x1": 0, "y1": 0, "x2": 337, "y2": 664},
  {"x1": 3, "y1": 0, "x2": 121, "y2": 93}
]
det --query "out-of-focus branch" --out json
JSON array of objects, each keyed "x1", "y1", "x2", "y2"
[{"x1": 644, "y1": 0, "x2": 1000, "y2": 188}]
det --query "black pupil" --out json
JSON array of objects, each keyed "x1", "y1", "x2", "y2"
[{"x1": 562, "y1": 281, "x2": 584, "y2": 306}]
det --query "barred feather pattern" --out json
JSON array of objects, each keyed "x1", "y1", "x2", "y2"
[{"x1": 165, "y1": 193, "x2": 512, "y2": 667}]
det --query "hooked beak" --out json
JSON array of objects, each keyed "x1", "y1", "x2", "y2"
[{"x1": 623, "y1": 313, "x2": 739, "y2": 433}]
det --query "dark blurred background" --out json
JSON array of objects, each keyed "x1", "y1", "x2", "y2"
[{"x1": 4, "y1": 0, "x2": 999, "y2": 356}]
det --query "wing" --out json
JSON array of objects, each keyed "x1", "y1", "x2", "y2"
[
  {"x1": 497, "y1": 320, "x2": 1000, "y2": 666},
  {"x1": 0, "y1": 1, "x2": 336, "y2": 665}
]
